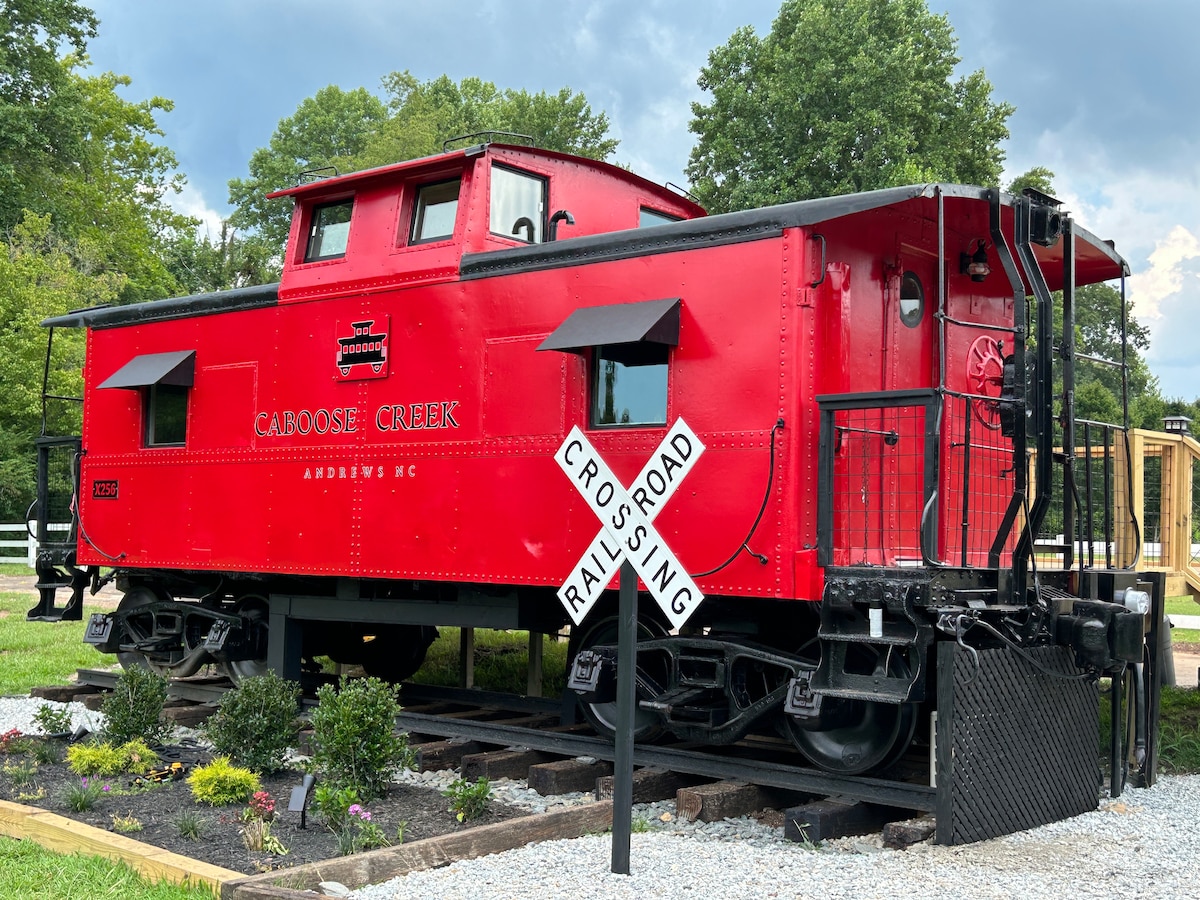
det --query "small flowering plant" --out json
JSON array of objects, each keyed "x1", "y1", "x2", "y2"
[
  {"x1": 61, "y1": 775, "x2": 112, "y2": 812},
  {"x1": 336, "y1": 803, "x2": 389, "y2": 855},
  {"x1": 240, "y1": 791, "x2": 287, "y2": 855},
  {"x1": 0, "y1": 728, "x2": 25, "y2": 754},
  {"x1": 248, "y1": 790, "x2": 276, "y2": 821}
]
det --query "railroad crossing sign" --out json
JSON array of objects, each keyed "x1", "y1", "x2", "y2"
[{"x1": 555, "y1": 419, "x2": 705, "y2": 629}]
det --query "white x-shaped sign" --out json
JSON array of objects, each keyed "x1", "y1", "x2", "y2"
[{"x1": 554, "y1": 419, "x2": 705, "y2": 629}]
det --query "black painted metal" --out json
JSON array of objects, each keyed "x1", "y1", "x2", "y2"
[
  {"x1": 935, "y1": 642, "x2": 1099, "y2": 844},
  {"x1": 612, "y1": 560, "x2": 636, "y2": 874}
]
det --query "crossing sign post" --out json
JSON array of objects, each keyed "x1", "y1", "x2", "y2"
[{"x1": 555, "y1": 418, "x2": 705, "y2": 874}]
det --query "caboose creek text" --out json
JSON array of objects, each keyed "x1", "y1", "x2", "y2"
[{"x1": 253, "y1": 401, "x2": 460, "y2": 437}]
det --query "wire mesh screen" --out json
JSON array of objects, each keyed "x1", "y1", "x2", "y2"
[
  {"x1": 821, "y1": 395, "x2": 933, "y2": 568},
  {"x1": 941, "y1": 394, "x2": 1019, "y2": 567}
]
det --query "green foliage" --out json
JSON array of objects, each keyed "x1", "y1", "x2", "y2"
[
  {"x1": 309, "y1": 676, "x2": 411, "y2": 801},
  {"x1": 227, "y1": 85, "x2": 388, "y2": 252},
  {"x1": 2, "y1": 758, "x2": 37, "y2": 786},
  {"x1": 313, "y1": 784, "x2": 362, "y2": 832},
  {"x1": 203, "y1": 670, "x2": 301, "y2": 774},
  {"x1": 227, "y1": 74, "x2": 618, "y2": 255},
  {"x1": 0, "y1": 214, "x2": 118, "y2": 518},
  {"x1": 412, "y1": 628, "x2": 569, "y2": 696},
  {"x1": 59, "y1": 775, "x2": 111, "y2": 811},
  {"x1": 687, "y1": 0, "x2": 1012, "y2": 212},
  {"x1": 65, "y1": 739, "x2": 157, "y2": 776},
  {"x1": 101, "y1": 665, "x2": 171, "y2": 747},
  {"x1": 186, "y1": 756, "x2": 262, "y2": 806},
  {"x1": 66, "y1": 742, "x2": 124, "y2": 776},
  {"x1": 162, "y1": 220, "x2": 279, "y2": 293},
  {"x1": 313, "y1": 785, "x2": 388, "y2": 855},
  {"x1": 173, "y1": 809, "x2": 206, "y2": 841},
  {"x1": 32, "y1": 703, "x2": 72, "y2": 736},
  {"x1": 442, "y1": 776, "x2": 492, "y2": 822}
]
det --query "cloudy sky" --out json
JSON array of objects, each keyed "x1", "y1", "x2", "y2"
[{"x1": 82, "y1": 1, "x2": 1200, "y2": 400}]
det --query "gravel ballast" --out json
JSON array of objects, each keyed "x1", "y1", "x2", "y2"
[{"x1": 4, "y1": 696, "x2": 1198, "y2": 900}]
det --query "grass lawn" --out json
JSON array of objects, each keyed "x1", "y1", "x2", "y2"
[
  {"x1": 0, "y1": 594, "x2": 111, "y2": 695},
  {"x1": 0, "y1": 836, "x2": 214, "y2": 900}
]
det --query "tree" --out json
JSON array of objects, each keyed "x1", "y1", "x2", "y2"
[
  {"x1": 687, "y1": 0, "x2": 1013, "y2": 213},
  {"x1": 227, "y1": 74, "x2": 619, "y2": 255},
  {"x1": 0, "y1": 0, "x2": 98, "y2": 226},
  {"x1": 360, "y1": 73, "x2": 619, "y2": 168},
  {"x1": 227, "y1": 86, "x2": 389, "y2": 252},
  {"x1": 0, "y1": 214, "x2": 125, "y2": 519},
  {"x1": 163, "y1": 222, "x2": 279, "y2": 294}
]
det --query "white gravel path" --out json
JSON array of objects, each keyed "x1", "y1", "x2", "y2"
[{"x1": 348, "y1": 775, "x2": 1200, "y2": 900}]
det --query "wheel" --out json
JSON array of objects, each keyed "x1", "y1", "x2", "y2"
[
  {"x1": 218, "y1": 596, "x2": 270, "y2": 684},
  {"x1": 358, "y1": 625, "x2": 439, "y2": 682},
  {"x1": 570, "y1": 611, "x2": 669, "y2": 742},
  {"x1": 783, "y1": 643, "x2": 918, "y2": 775},
  {"x1": 114, "y1": 586, "x2": 193, "y2": 676}
]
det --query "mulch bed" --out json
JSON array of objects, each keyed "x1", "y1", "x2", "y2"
[{"x1": 0, "y1": 745, "x2": 527, "y2": 876}]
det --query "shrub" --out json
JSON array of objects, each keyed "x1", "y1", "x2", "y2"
[
  {"x1": 101, "y1": 666, "x2": 171, "y2": 746},
  {"x1": 203, "y1": 671, "x2": 301, "y2": 773},
  {"x1": 66, "y1": 740, "x2": 159, "y2": 776},
  {"x1": 443, "y1": 777, "x2": 492, "y2": 822},
  {"x1": 66, "y1": 742, "x2": 125, "y2": 777},
  {"x1": 174, "y1": 809, "x2": 206, "y2": 840},
  {"x1": 310, "y1": 677, "x2": 411, "y2": 801},
  {"x1": 187, "y1": 756, "x2": 261, "y2": 806},
  {"x1": 31, "y1": 704, "x2": 72, "y2": 737}
]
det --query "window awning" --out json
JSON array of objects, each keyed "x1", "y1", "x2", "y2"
[
  {"x1": 98, "y1": 350, "x2": 196, "y2": 390},
  {"x1": 537, "y1": 298, "x2": 680, "y2": 356}
]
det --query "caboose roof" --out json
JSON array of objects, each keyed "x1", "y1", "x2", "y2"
[
  {"x1": 461, "y1": 183, "x2": 1129, "y2": 290},
  {"x1": 44, "y1": 181, "x2": 1127, "y2": 330}
]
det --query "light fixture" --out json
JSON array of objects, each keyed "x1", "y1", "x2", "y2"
[{"x1": 960, "y1": 240, "x2": 990, "y2": 282}]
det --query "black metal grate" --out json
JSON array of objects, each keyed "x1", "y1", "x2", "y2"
[
  {"x1": 941, "y1": 394, "x2": 1019, "y2": 566},
  {"x1": 935, "y1": 642, "x2": 1099, "y2": 844},
  {"x1": 823, "y1": 400, "x2": 932, "y2": 567}
]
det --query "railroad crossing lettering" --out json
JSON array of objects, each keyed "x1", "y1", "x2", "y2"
[{"x1": 555, "y1": 420, "x2": 705, "y2": 629}]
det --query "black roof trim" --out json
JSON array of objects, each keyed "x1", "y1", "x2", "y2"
[
  {"x1": 462, "y1": 184, "x2": 979, "y2": 281},
  {"x1": 42, "y1": 282, "x2": 281, "y2": 329},
  {"x1": 462, "y1": 183, "x2": 1129, "y2": 281}
]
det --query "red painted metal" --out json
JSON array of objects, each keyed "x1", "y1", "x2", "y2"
[{"x1": 69, "y1": 146, "x2": 1124, "y2": 612}]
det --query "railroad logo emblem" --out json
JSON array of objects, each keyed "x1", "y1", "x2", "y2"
[
  {"x1": 335, "y1": 317, "x2": 389, "y2": 380},
  {"x1": 555, "y1": 419, "x2": 705, "y2": 629}
]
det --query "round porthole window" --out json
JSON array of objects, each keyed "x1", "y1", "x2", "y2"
[{"x1": 899, "y1": 271, "x2": 924, "y2": 327}]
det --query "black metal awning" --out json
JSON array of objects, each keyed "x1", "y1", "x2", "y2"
[
  {"x1": 537, "y1": 298, "x2": 680, "y2": 361},
  {"x1": 97, "y1": 350, "x2": 196, "y2": 390}
]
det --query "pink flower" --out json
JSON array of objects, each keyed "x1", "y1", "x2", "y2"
[
  {"x1": 359, "y1": 811, "x2": 372, "y2": 822},
  {"x1": 348, "y1": 804, "x2": 363, "y2": 816},
  {"x1": 102, "y1": 785, "x2": 111, "y2": 793}
]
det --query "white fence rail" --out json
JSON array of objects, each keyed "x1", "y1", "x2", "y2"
[{"x1": 0, "y1": 522, "x2": 71, "y2": 567}]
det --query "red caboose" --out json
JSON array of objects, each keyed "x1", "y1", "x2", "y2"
[{"x1": 33, "y1": 139, "x2": 1152, "y2": 785}]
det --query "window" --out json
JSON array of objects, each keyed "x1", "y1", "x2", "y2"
[
  {"x1": 146, "y1": 384, "x2": 188, "y2": 446},
  {"x1": 490, "y1": 165, "x2": 545, "y2": 243},
  {"x1": 639, "y1": 207, "x2": 680, "y2": 228},
  {"x1": 410, "y1": 179, "x2": 461, "y2": 243},
  {"x1": 899, "y1": 271, "x2": 924, "y2": 328},
  {"x1": 304, "y1": 200, "x2": 353, "y2": 262},
  {"x1": 591, "y1": 346, "x2": 668, "y2": 427}
]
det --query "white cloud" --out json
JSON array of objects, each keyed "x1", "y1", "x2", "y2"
[
  {"x1": 171, "y1": 183, "x2": 225, "y2": 241},
  {"x1": 1128, "y1": 226, "x2": 1200, "y2": 322}
]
